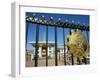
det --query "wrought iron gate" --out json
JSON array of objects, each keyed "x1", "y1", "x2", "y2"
[{"x1": 25, "y1": 13, "x2": 89, "y2": 67}]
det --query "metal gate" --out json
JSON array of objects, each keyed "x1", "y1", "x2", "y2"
[{"x1": 25, "y1": 13, "x2": 89, "y2": 67}]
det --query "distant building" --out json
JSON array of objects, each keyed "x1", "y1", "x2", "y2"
[
  {"x1": 27, "y1": 41, "x2": 69, "y2": 60},
  {"x1": 28, "y1": 41, "x2": 55, "y2": 59}
]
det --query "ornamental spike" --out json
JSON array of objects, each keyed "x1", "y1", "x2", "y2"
[
  {"x1": 72, "y1": 20, "x2": 75, "y2": 23},
  {"x1": 58, "y1": 17, "x2": 61, "y2": 21}
]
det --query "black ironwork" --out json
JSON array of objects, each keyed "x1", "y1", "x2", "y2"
[
  {"x1": 69, "y1": 28, "x2": 74, "y2": 65},
  {"x1": 71, "y1": 54, "x2": 74, "y2": 65},
  {"x1": 69, "y1": 28, "x2": 72, "y2": 35},
  {"x1": 34, "y1": 24, "x2": 39, "y2": 67},
  {"x1": 46, "y1": 25, "x2": 48, "y2": 66},
  {"x1": 26, "y1": 22, "x2": 29, "y2": 49},
  {"x1": 26, "y1": 17, "x2": 89, "y2": 31},
  {"x1": 77, "y1": 57, "x2": 81, "y2": 65},
  {"x1": 83, "y1": 56, "x2": 87, "y2": 64},
  {"x1": 55, "y1": 26, "x2": 58, "y2": 66},
  {"x1": 63, "y1": 28, "x2": 66, "y2": 65},
  {"x1": 26, "y1": 15, "x2": 90, "y2": 67},
  {"x1": 86, "y1": 31, "x2": 89, "y2": 42}
]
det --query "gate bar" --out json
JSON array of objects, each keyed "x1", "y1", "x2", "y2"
[
  {"x1": 55, "y1": 26, "x2": 58, "y2": 66},
  {"x1": 46, "y1": 25, "x2": 48, "y2": 66},
  {"x1": 69, "y1": 29, "x2": 74, "y2": 65},
  {"x1": 63, "y1": 28, "x2": 66, "y2": 65},
  {"x1": 34, "y1": 24, "x2": 39, "y2": 67}
]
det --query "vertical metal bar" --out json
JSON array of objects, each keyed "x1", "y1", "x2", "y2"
[
  {"x1": 83, "y1": 56, "x2": 87, "y2": 64},
  {"x1": 77, "y1": 57, "x2": 81, "y2": 65},
  {"x1": 34, "y1": 24, "x2": 39, "y2": 67},
  {"x1": 25, "y1": 21, "x2": 29, "y2": 68},
  {"x1": 74, "y1": 29, "x2": 77, "y2": 32},
  {"x1": 46, "y1": 25, "x2": 48, "y2": 66},
  {"x1": 81, "y1": 30, "x2": 83, "y2": 32},
  {"x1": 25, "y1": 21, "x2": 29, "y2": 60},
  {"x1": 86, "y1": 31, "x2": 89, "y2": 42},
  {"x1": 63, "y1": 27, "x2": 66, "y2": 65},
  {"x1": 71, "y1": 54, "x2": 74, "y2": 65},
  {"x1": 69, "y1": 28, "x2": 72, "y2": 35},
  {"x1": 69, "y1": 28, "x2": 74, "y2": 65},
  {"x1": 26, "y1": 22, "x2": 29, "y2": 54},
  {"x1": 55, "y1": 26, "x2": 58, "y2": 66},
  {"x1": 86, "y1": 31, "x2": 89, "y2": 64}
]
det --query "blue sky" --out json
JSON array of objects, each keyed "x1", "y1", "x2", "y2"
[{"x1": 26, "y1": 12, "x2": 90, "y2": 50}]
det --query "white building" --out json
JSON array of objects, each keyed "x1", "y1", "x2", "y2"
[
  {"x1": 28, "y1": 41, "x2": 55, "y2": 60},
  {"x1": 27, "y1": 41, "x2": 69, "y2": 60}
]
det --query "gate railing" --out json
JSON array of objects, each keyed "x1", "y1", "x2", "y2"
[
  {"x1": 26, "y1": 16, "x2": 89, "y2": 31},
  {"x1": 26, "y1": 15, "x2": 89, "y2": 67}
]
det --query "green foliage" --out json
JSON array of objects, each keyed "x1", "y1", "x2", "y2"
[{"x1": 66, "y1": 30, "x2": 89, "y2": 58}]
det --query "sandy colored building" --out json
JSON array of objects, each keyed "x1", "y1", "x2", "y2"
[{"x1": 28, "y1": 41, "x2": 55, "y2": 59}]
